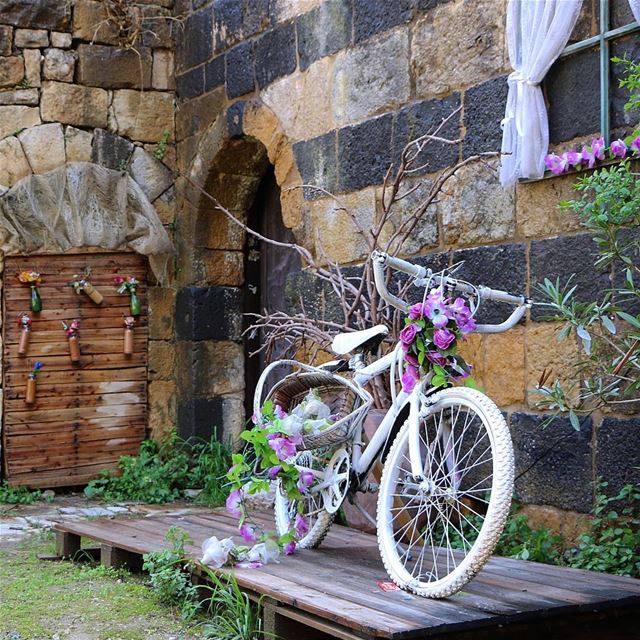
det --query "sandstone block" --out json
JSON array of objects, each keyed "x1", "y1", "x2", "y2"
[
  {"x1": 333, "y1": 29, "x2": 410, "y2": 126},
  {"x1": 148, "y1": 380, "x2": 176, "y2": 441},
  {"x1": 0, "y1": 56, "x2": 24, "y2": 89},
  {"x1": 0, "y1": 89, "x2": 38, "y2": 105},
  {"x1": 280, "y1": 185, "x2": 304, "y2": 229},
  {"x1": 64, "y1": 126, "x2": 93, "y2": 162},
  {"x1": 18, "y1": 123, "x2": 65, "y2": 174},
  {"x1": 41, "y1": 82, "x2": 108, "y2": 128},
  {"x1": 0, "y1": 26, "x2": 13, "y2": 57},
  {"x1": 77, "y1": 44, "x2": 152, "y2": 89},
  {"x1": 440, "y1": 161, "x2": 516, "y2": 246},
  {"x1": 196, "y1": 209, "x2": 246, "y2": 250},
  {"x1": 310, "y1": 187, "x2": 376, "y2": 264},
  {"x1": 112, "y1": 90, "x2": 174, "y2": 142},
  {"x1": 128, "y1": 147, "x2": 173, "y2": 201},
  {"x1": 481, "y1": 327, "x2": 526, "y2": 406},
  {"x1": 152, "y1": 185, "x2": 177, "y2": 225},
  {"x1": 23, "y1": 49, "x2": 41, "y2": 87},
  {"x1": 0, "y1": 105, "x2": 41, "y2": 140},
  {"x1": 526, "y1": 321, "x2": 581, "y2": 408},
  {"x1": 272, "y1": 0, "x2": 321, "y2": 22},
  {"x1": 202, "y1": 250, "x2": 244, "y2": 286},
  {"x1": 43, "y1": 48, "x2": 75, "y2": 82},
  {"x1": 516, "y1": 175, "x2": 582, "y2": 238},
  {"x1": 149, "y1": 286, "x2": 175, "y2": 340},
  {"x1": 176, "y1": 89, "x2": 225, "y2": 142},
  {"x1": 51, "y1": 32, "x2": 72, "y2": 48},
  {"x1": 148, "y1": 340, "x2": 175, "y2": 380},
  {"x1": 0, "y1": 136, "x2": 31, "y2": 187},
  {"x1": 14, "y1": 29, "x2": 49, "y2": 48},
  {"x1": 412, "y1": 0, "x2": 508, "y2": 99},
  {"x1": 263, "y1": 57, "x2": 335, "y2": 141},
  {"x1": 152, "y1": 49, "x2": 174, "y2": 90},
  {"x1": 73, "y1": 0, "x2": 120, "y2": 45}
]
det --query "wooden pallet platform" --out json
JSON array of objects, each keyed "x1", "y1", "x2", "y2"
[{"x1": 53, "y1": 510, "x2": 640, "y2": 640}]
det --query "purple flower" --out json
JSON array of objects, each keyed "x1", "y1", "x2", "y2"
[
  {"x1": 239, "y1": 523, "x2": 257, "y2": 543},
  {"x1": 401, "y1": 365, "x2": 420, "y2": 393},
  {"x1": 294, "y1": 514, "x2": 309, "y2": 538},
  {"x1": 267, "y1": 434, "x2": 297, "y2": 461},
  {"x1": 433, "y1": 328, "x2": 455, "y2": 350},
  {"x1": 297, "y1": 469, "x2": 315, "y2": 493},
  {"x1": 283, "y1": 540, "x2": 296, "y2": 555},
  {"x1": 423, "y1": 290, "x2": 449, "y2": 328},
  {"x1": 564, "y1": 150, "x2": 582, "y2": 166},
  {"x1": 226, "y1": 489, "x2": 243, "y2": 519},
  {"x1": 403, "y1": 352, "x2": 419, "y2": 368},
  {"x1": 266, "y1": 465, "x2": 282, "y2": 480},
  {"x1": 274, "y1": 405, "x2": 286, "y2": 419},
  {"x1": 610, "y1": 139, "x2": 627, "y2": 158},
  {"x1": 399, "y1": 323, "x2": 421, "y2": 345},
  {"x1": 544, "y1": 153, "x2": 567, "y2": 175},
  {"x1": 426, "y1": 351, "x2": 448, "y2": 367},
  {"x1": 630, "y1": 136, "x2": 640, "y2": 155},
  {"x1": 408, "y1": 303, "x2": 424, "y2": 320},
  {"x1": 592, "y1": 137, "x2": 606, "y2": 160},
  {"x1": 581, "y1": 145, "x2": 597, "y2": 169},
  {"x1": 457, "y1": 314, "x2": 477, "y2": 334},
  {"x1": 251, "y1": 412, "x2": 258, "y2": 424}
]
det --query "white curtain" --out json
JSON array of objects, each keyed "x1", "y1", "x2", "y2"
[
  {"x1": 629, "y1": 0, "x2": 640, "y2": 23},
  {"x1": 500, "y1": 0, "x2": 583, "y2": 186}
]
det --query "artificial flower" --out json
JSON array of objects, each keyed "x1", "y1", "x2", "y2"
[
  {"x1": 581, "y1": 145, "x2": 597, "y2": 169},
  {"x1": 591, "y1": 136, "x2": 606, "y2": 160},
  {"x1": 433, "y1": 328, "x2": 455, "y2": 350},
  {"x1": 408, "y1": 303, "x2": 424, "y2": 320},
  {"x1": 245, "y1": 539, "x2": 279, "y2": 565},
  {"x1": 564, "y1": 150, "x2": 582, "y2": 166},
  {"x1": 226, "y1": 488, "x2": 243, "y2": 518},
  {"x1": 401, "y1": 364, "x2": 420, "y2": 393},
  {"x1": 201, "y1": 536, "x2": 235, "y2": 568},
  {"x1": 294, "y1": 513, "x2": 309, "y2": 537},
  {"x1": 267, "y1": 433, "x2": 297, "y2": 461},
  {"x1": 630, "y1": 136, "x2": 640, "y2": 154},
  {"x1": 399, "y1": 323, "x2": 421, "y2": 345},
  {"x1": 610, "y1": 139, "x2": 627, "y2": 158},
  {"x1": 266, "y1": 465, "x2": 282, "y2": 480},
  {"x1": 283, "y1": 540, "x2": 296, "y2": 555},
  {"x1": 274, "y1": 404, "x2": 286, "y2": 419},
  {"x1": 297, "y1": 469, "x2": 315, "y2": 493},
  {"x1": 423, "y1": 290, "x2": 449, "y2": 328},
  {"x1": 239, "y1": 523, "x2": 257, "y2": 543}
]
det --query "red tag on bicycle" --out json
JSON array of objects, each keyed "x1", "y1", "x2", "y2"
[{"x1": 377, "y1": 580, "x2": 400, "y2": 592}]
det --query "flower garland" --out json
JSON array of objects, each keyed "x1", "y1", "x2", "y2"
[
  {"x1": 400, "y1": 288, "x2": 476, "y2": 393},
  {"x1": 544, "y1": 133, "x2": 640, "y2": 176}
]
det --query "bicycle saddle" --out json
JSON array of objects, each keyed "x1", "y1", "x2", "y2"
[{"x1": 331, "y1": 325, "x2": 389, "y2": 356}]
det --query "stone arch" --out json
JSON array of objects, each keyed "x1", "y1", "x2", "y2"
[{"x1": 175, "y1": 100, "x2": 304, "y2": 441}]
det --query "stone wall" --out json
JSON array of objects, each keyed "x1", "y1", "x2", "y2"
[
  {"x1": 173, "y1": 0, "x2": 639, "y2": 519},
  {"x1": 0, "y1": 0, "x2": 178, "y2": 444}
]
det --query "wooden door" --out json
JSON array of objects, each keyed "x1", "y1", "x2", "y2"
[{"x1": 2, "y1": 252, "x2": 148, "y2": 488}]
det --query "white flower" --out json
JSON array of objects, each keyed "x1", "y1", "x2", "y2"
[
  {"x1": 303, "y1": 418, "x2": 331, "y2": 434},
  {"x1": 280, "y1": 413, "x2": 304, "y2": 435},
  {"x1": 201, "y1": 536, "x2": 235, "y2": 568},
  {"x1": 302, "y1": 398, "x2": 331, "y2": 420},
  {"x1": 245, "y1": 539, "x2": 280, "y2": 565}
]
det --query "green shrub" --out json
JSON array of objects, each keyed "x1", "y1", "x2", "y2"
[
  {"x1": 0, "y1": 481, "x2": 45, "y2": 505},
  {"x1": 186, "y1": 437, "x2": 232, "y2": 507},
  {"x1": 495, "y1": 511, "x2": 563, "y2": 563}
]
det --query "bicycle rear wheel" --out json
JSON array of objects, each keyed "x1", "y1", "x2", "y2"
[{"x1": 377, "y1": 388, "x2": 513, "y2": 598}]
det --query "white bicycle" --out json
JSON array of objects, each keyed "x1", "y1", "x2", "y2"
[{"x1": 253, "y1": 251, "x2": 531, "y2": 598}]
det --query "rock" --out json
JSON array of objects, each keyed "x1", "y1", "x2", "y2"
[
  {"x1": 0, "y1": 26, "x2": 13, "y2": 57},
  {"x1": 41, "y1": 489, "x2": 55, "y2": 500},
  {"x1": 0, "y1": 89, "x2": 39, "y2": 105},
  {"x1": 149, "y1": 340, "x2": 175, "y2": 379},
  {"x1": 352, "y1": 0, "x2": 413, "y2": 43},
  {"x1": 440, "y1": 160, "x2": 515, "y2": 246},
  {"x1": 263, "y1": 58, "x2": 335, "y2": 141},
  {"x1": 152, "y1": 49, "x2": 174, "y2": 90},
  {"x1": 65, "y1": 126, "x2": 93, "y2": 162},
  {"x1": 51, "y1": 32, "x2": 72, "y2": 48},
  {"x1": 73, "y1": 0, "x2": 120, "y2": 45},
  {"x1": 253, "y1": 22, "x2": 296, "y2": 89},
  {"x1": 225, "y1": 40, "x2": 255, "y2": 99},
  {"x1": 0, "y1": 105, "x2": 41, "y2": 140},
  {"x1": 175, "y1": 7, "x2": 213, "y2": 73},
  {"x1": 333, "y1": 30, "x2": 410, "y2": 127},
  {"x1": 177, "y1": 395, "x2": 244, "y2": 442},
  {"x1": 0, "y1": 136, "x2": 32, "y2": 187},
  {"x1": 175, "y1": 286, "x2": 242, "y2": 341},
  {"x1": 297, "y1": 0, "x2": 352, "y2": 70},
  {"x1": 292, "y1": 130, "x2": 338, "y2": 198},
  {"x1": 596, "y1": 417, "x2": 640, "y2": 496},
  {"x1": 14, "y1": 28, "x2": 49, "y2": 48},
  {"x1": 18, "y1": 123, "x2": 66, "y2": 174},
  {"x1": 175, "y1": 65, "x2": 204, "y2": 100},
  {"x1": 152, "y1": 185, "x2": 177, "y2": 225},
  {"x1": 43, "y1": 48, "x2": 75, "y2": 82},
  {"x1": 91, "y1": 128, "x2": 133, "y2": 170},
  {"x1": 272, "y1": 0, "x2": 321, "y2": 22},
  {"x1": 149, "y1": 286, "x2": 175, "y2": 340},
  {"x1": 77, "y1": 44, "x2": 153, "y2": 89},
  {"x1": 148, "y1": 380, "x2": 176, "y2": 440},
  {"x1": 481, "y1": 327, "x2": 526, "y2": 405},
  {"x1": 1, "y1": 0, "x2": 71, "y2": 31},
  {"x1": 23, "y1": 49, "x2": 41, "y2": 87},
  {"x1": 111, "y1": 90, "x2": 174, "y2": 142},
  {"x1": 202, "y1": 249, "x2": 244, "y2": 286},
  {"x1": 41, "y1": 81, "x2": 108, "y2": 128},
  {"x1": 204, "y1": 55, "x2": 225, "y2": 92},
  {"x1": 0, "y1": 56, "x2": 24, "y2": 89},
  {"x1": 128, "y1": 147, "x2": 173, "y2": 201},
  {"x1": 412, "y1": 0, "x2": 508, "y2": 99}
]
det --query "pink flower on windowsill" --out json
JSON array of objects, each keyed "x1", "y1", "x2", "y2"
[{"x1": 610, "y1": 139, "x2": 627, "y2": 158}]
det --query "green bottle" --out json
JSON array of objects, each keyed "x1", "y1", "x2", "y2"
[
  {"x1": 30, "y1": 286, "x2": 42, "y2": 313},
  {"x1": 129, "y1": 290, "x2": 141, "y2": 316}
]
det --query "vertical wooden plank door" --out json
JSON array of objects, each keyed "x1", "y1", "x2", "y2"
[{"x1": 2, "y1": 253, "x2": 148, "y2": 488}]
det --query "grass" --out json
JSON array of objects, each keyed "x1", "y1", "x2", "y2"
[{"x1": 0, "y1": 532, "x2": 198, "y2": 640}]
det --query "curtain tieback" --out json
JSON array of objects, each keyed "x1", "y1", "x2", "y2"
[{"x1": 501, "y1": 72, "x2": 541, "y2": 135}]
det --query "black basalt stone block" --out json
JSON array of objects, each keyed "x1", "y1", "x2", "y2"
[
  {"x1": 292, "y1": 130, "x2": 338, "y2": 199},
  {"x1": 463, "y1": 76, "x2": 509, "y2": 158},
  {"x1": 510, "y1": 412, "x2": 593, "y2": 512},
  {"x1": 177, "y1": 398, "x2": 226, "y2": 441},
  {"x1": 226, "y1": 101, "x2": 245, "y2": 138},
  {"x1": 253, "y1": 22, "x2": 297, "y2": 89},
  {"x1": 225, "y1": 41, "x2": 255, "y2": 98},
  {"x1": 91, "y1": 129, "x2": 134, "y2": 171},
  {"x1": 353, "y1": 0, "x2": 413, "y2": 43},
  {"x1": 596, "y1": 417, "x2": 640, "y2": 496},
  {"x1": 204, "y1": 55, "x2": 225, "y2": 92},
  {"x1": 176, "y1": 65, "x2": 205, "y2": 100},
  {"x1": 176, "y1": 286, "x2": 242, "y2": 341},
  {"x1": 177, "y1": 7, "x2": 213, "y2": 72}
]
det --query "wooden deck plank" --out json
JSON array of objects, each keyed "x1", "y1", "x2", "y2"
[{"x1": 53, "y1": 512, "x2": 640, "y2": 640}]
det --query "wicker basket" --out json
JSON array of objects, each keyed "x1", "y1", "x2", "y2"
[{"x1": 262, "y1": 369, "x2": 370, "y2": 450}]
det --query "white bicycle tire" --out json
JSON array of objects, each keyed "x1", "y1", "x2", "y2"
[{"x1": 377, "y1": 388, "x2": 514, "y2": 598}]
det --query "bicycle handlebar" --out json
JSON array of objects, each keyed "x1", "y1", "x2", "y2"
[{"x1": 372, "y1": 251, "x2": 531, "y2": 334}]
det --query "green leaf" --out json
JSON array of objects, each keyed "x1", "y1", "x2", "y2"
[
  {"x1": 617, "y1": 311, "x2": 640, "y2": 329},
  {"x1": 602, "y1": 315, "x2": 617, "y2": 335},
  {"x1": 569, "y1": 410, "x2": 581, "y2": 431}
]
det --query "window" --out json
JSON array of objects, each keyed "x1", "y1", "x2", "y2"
[{"x1": 545, "y1": 0, "x2": 640, "y2": 147}]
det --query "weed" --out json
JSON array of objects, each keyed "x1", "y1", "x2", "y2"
[
  {"x1": 18, "y1": 77, "x2": 30, "y2": 89},
  {"x1": 495, "y1": 511, "x2": 563, "y2": 563},
  {"x1": 0, "y1": 481, "x2": 46, "y2": 505},
  {"x1": 187, "y1": 436, "x2": 232, "y2": 507},
  {"x1": 154, "y1": 129, "x2": 171, "y2": 161}
]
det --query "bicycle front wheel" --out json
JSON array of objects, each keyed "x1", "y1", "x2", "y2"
[{"x1": 377, "y1": 388, "x2": 513, "y2": 598}]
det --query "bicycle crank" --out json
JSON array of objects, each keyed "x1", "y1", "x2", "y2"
[{"x1": 321, "y1": 447, "x2": 350, "y2": 514}]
